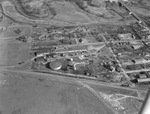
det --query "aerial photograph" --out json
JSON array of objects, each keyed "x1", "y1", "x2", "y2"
[{"x1": 0, "y1": 0, "x2": 150, "y2": 114}]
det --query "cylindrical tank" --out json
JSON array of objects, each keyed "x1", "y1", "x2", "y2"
[{"x1": 49, "y1": 60, "x2": 62, "y2": 71}]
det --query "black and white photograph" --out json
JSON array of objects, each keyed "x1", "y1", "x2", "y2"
[{"x1": 0, "y1": 0, "x2": 150, "y2": 114}]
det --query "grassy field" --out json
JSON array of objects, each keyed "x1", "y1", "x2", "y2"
[
  {"x1": 0, "y1": 38, "x2": 32, "y2": 66},
  {"x1": 1, "y1": 25, "x2": 32, "y2": 38},
  {"x1": 0, "y1": 70, "x2": 114, "y2": 114}
]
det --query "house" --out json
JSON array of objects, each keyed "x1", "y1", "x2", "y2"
[
  {"x1": 131, "y1": 45, "x2": 142, "y2": 50},
  {"x1": 139, "y1": 74, "x2": 147, "y2": 79},
  {"x1": 118, "y1": 33, "x2": 134, "y2": 40}
]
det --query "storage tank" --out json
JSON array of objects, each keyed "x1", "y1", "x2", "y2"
[{"x1": 49, "y1": 60, "x2": 62, "y2": 71}]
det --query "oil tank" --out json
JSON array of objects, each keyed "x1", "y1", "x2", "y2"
[{"x1": 49, "y1": 60, "x2": 62, "y2": 71}]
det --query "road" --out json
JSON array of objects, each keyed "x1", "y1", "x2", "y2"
[
  {"x1": 125, "y1": 68, "x2": 150, "y2": 74},
  {"x1": 100, "y1": 34, "x2": 130, "y2": 80},
  {"x1": 31, "y1": 39, "x2": 150, "y2": 50},
  {"x1": 78, "y1": 82, "x2": 117, "y2": 113},
  {"x1": 0, "y1": 66, "x2": 147, "y2": 93},
  {"x1": 119, "y1": 1, "x2": 148, "y2": 27},
  {"x1": 79, "y1": 79, "x2": 147, "y2": 93}
]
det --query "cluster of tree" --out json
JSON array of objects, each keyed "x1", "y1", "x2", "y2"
[{"x1": 16, "y1": 35, "x2": 27, "y2": 42}]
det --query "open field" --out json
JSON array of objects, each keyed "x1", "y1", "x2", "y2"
[
  {"x1": 0, "y1": 70, "x2": 114, "y2": 114},
  {"x1": 0, "y1": 0, "x2": 138, "y2": 26},
  {"x1": 1, "y1": 25, "x2": 32, "y2": 38},
  {"x1": 0, "y1": 38, "x2": 32, "y2": 66}
]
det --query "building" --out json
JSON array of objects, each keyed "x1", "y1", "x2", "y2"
[
  {"x1": 139, "y1": 74, "x2": 147, "y2": 79},
  {"x1": 118, "y1": 33, "x2": 134, "y2": 40},
  {"x1": 137, "y1": 78, "x2": 150, "y2": 83},
  {"x1": 131, "y1": 45, "x2": 142, "y2": 50}
]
